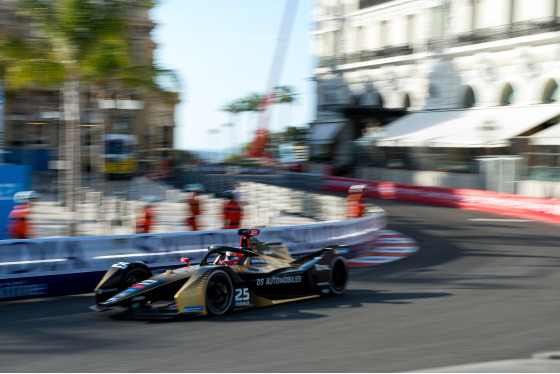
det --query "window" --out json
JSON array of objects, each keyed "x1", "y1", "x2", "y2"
[
  {"x1": 406, "y1": 14, "x2": 416, "y2": 45},
  {"x1": 501, "y1": 84, "x2": 515, "y2": 106},
  {"x1": 430, "y1": 6, "x2": 445, "y2": 39},
  {"x1": 403, "y1": 93, "x2": 411, "y2": 109},
  {"x1": 464, "y1": 86, "x2": 476, "y2": 108},
  {"x1": 379, "y1": 20, "x2": 388, "y2": 47},
  {"x1": 543, "y1": 79, "x2": 559, "y2": 103},
  {"x1": 356, "y1": 26, "x2": 365, "y2": 51},
  {"x1": 333, "y1": 30, "x2": 341, "y2": 56}
]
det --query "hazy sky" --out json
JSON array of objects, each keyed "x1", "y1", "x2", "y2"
[{"x1": 150, "y1": 0, "x2": 315, "y2": 152}]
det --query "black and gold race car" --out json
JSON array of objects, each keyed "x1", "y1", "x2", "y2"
[{"x1": 90, "y1": 229, "x2": 349, "y2": 317}]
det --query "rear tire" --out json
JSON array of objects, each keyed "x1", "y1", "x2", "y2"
[
  {"x1": 328, "y1": 257, "x2": 348, "y2": 295},
  {"x1": 204, "y1": 270, "x2": 234, "y2": 316}
]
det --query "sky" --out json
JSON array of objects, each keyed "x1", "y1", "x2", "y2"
[{"x1": 150, "y1": 0, "x2": 316, "y2": 152}]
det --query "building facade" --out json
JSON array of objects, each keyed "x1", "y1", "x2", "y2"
[{"x1": 310, "y1": 0, "x2": 560, "y2": 177}]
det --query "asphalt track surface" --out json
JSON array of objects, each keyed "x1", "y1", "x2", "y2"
[{"x1": 2, "y1": 198, "x2": 560, "y2": 372}]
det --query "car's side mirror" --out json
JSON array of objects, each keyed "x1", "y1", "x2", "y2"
[{"x1": 180, "y1": 257, "x2": 191, "y2": 267}]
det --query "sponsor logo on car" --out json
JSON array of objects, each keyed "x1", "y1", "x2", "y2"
[
  {"x1": 250, "y1": 258, "x2": 266, "y2": 265},
  {"x1": 246, "y1": 267, "x2": 264, "y2": 272},
  {"x1": 97, "y1": 288, "x2": 118, "y2": 294},
  {"x1": 183, "y1": 306, "x2": 204, "y2": 312},
  {"x1": 314, "y1": 264, "x2": 330, "y2": 272},
  {"x1": 256, "y1": 275, "x2": 302, "y2": 286},
  {"x1": 112, "y1": 262, "x2": 129, "y2": 269},
  {"x1": 138, "y1": 280, "x2": 158, "y2": 286}
]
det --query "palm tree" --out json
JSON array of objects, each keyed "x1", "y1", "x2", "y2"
[
  {"x1": 5, "y1": 0, "x2": 156, "y2": 236},
  {"x1": 273, "y1": 85, "x2": 297, "y2": 132},
  {"x1": 240, "y1": 93, "x2": 263, "y2": 113}
]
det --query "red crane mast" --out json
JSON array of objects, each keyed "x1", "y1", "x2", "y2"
[{"x1": 248, "y1": 0, "x2": 298, "y2": 161}]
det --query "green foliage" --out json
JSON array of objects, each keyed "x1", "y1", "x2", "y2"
[
  {"x1": 221, "y1": 85, "x2": 298, "y2": 115},
  {"x1": 18, "y1": 0, "x2": 133, "y2": 63},
  {"x1": 222, "y1": 101, "x2": 244, "y2": 115},
  {"x1": 0, "y1": 36, "x2": 65, "y2": 89},
  {"x1": 282, "y1": 126, "x2": 306, "y2": 145},
  {"x1": 240, "y1": 93, "x2": 263, "y2": 112},
  {"x1": 2, "y1": 0, "x2": 174, "y2": 94},
  {"x1": 274, "y1": 85, "x2": 297, "y2": 105}
]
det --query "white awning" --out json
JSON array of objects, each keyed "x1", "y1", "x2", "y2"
[
  {"x1": 529, "y1": 122, "x2": 560, "y2": 145},
  {"x1": 376, "y1": 104, "x2": 560, "y2": 148},
  {"x1": 308, "y1": 121, "x2": 345, "y2": 145}
]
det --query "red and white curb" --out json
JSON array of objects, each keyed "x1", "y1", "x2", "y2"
[{"x1": 348, "y1": 230, "x2": 419, "y2": 268}]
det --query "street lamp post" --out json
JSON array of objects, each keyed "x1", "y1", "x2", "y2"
[
  {"x1": 222, "y1": 122, "x2": 237, "y2": 155},
  {"x1": 63, "y1": 78, "x2": 81, "y2": 237}
]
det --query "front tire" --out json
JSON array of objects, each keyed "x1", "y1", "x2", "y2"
[
  {"x1": 204, "y1": 270, "x2": 234, "y2": 316},
  {"x1": 122, "y1": 267, "x2": 151, "y2": 288},
  {"x1": 95, "y1": 264, "x2": 152, "y2": 304}
]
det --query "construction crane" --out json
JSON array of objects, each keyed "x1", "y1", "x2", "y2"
[{"x1": 247, "y1": 0, "x2": 298, "y2": 162}]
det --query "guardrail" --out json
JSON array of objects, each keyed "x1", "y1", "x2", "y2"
[{"x1": 323, "y1": 175, "x2": 560, "y2": 225}]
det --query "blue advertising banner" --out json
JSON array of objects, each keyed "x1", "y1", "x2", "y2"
[
  {"x1": 4, "y1": 149, "x2": 52, "y2": 172},
  {"x1": 0, "y1": 84, "x2": 4, "y2": 164},
  {"x1": 0, "y1": 165, "x2": 32, "y2": 239}
]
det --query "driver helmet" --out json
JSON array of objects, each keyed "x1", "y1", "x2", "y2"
[{"x1": 226, "y1": 251, "x2": 243, "y2": 263}]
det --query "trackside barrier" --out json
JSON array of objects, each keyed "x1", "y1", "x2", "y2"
[
  {"x1": 242, "y1": 181, "x2": 372, "y2": 223},
  {"x1": 0, "y1": 212, "x2": 385, "y2": 301},
  {"x1": 323, "y1": 176, "x2": 560, "y2": 225}
]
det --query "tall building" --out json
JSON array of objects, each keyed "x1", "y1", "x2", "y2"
[
  {"x1": 310, "y1": 0, "x2": 560, "y2": 177},
  {"x1": 0, "y1": 1, "x2": 178, "y2": 174}
]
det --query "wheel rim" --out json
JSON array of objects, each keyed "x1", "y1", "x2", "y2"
[{"x1": 206, "y1": 272, "x2": 233, "y2": 315}]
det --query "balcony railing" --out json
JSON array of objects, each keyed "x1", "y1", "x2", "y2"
[
  {"x1": 319, "y1": 44, "x2": 413, "y2": 68},
  {"x1": 318, "y1": 16, "x2": 560, "y2": 69},
  {"x1": 456, "y1": 16, "x2": 560, "y2": 47}
]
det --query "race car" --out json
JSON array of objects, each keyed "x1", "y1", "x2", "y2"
[{"x1": 90, "y1": 228, "x2": 349, "y2": 317}]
